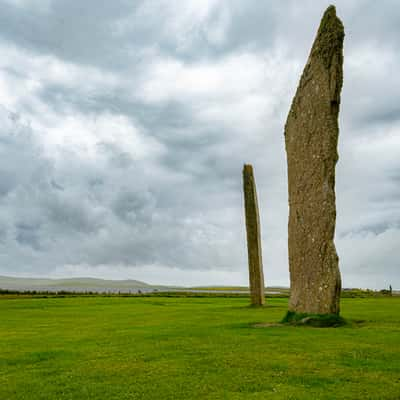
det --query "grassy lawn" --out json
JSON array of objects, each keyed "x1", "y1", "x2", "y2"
[{"x1": 1, "y1": 296, "x2": 399, "y2": 399}]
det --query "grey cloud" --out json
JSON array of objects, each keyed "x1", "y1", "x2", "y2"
[
  {"x1": 0, "y1": 0, "x2": 143, "y2": 69},
  {"x1": 15, "y1": 222, "x2": 42, "y2": 250},
  {"x1": 0, "y1": 107, "x2": 244, "y2": 274},
  {"x1": 363, "y1": 108, "x2": 400, "y2": 126}
]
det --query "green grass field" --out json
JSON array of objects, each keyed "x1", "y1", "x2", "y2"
[{"x1": 1, "y1": 296, "x2": 399, "y2": 399}]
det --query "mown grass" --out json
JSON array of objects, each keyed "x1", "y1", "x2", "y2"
[{"x1": 1, "y1": 296, "x2": 399, "y2": 399}]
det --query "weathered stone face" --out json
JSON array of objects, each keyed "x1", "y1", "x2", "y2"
[
  {"x1": 284, "y1": 6, "x2": 344, "y2": 315},
  {"x1": 243, "y1": 164, "x2": 265, "y2": 306}
]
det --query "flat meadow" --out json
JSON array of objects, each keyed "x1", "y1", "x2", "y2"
[{"x1": 1, "y1": 295, "x2": 399, "y2": 399}]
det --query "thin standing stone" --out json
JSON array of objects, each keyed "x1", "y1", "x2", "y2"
[
  {"x1": 243, "y1": 164, "x2": 265, "y2": 306},
  {"x1": 284, "y1": 5, "x2": 344, "y2": 315}
]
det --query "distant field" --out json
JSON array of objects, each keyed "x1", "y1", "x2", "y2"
[
  {"x1": 189, "y1": 286, "x2": 290, "y2": 294},
  {"x1": 1, "y1": 297, "x2": 399, "y2": 399}
]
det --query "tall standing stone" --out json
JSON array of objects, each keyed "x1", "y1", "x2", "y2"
[
  {"x1": 243, "y1": 164, "x2": 265, "y2": 306},
  {"x1": 284, "y1": 6, "x2": 344, "y2": 315}
]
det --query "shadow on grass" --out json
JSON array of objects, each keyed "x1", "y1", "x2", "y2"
[{"x1": 253, "y1": 317, "x2": 367, "y2": 329}]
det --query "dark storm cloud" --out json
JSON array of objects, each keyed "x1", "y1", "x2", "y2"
[
  {"x1": 0, "y1": 0, "x2": 143, "y2": 68},
  {"x1": 0, "y1": 0, "x2": 398, "y2": 288}
]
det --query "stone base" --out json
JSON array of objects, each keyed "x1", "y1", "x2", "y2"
[{"x1": 281, "y1": 311, "x2": 346, "y2": 327}]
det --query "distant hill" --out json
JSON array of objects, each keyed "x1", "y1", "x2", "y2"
[
  {"x1": 0, "y1": 276, "x2": 290, "y2": 294},
  {"x1": 0, "y1": 275, "x2": 154, "y2": 292}
]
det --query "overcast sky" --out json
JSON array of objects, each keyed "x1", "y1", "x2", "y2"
[{"x1": 0, "y1": 0, "x2": 398, "y2": 288}]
